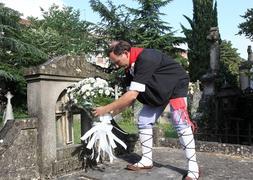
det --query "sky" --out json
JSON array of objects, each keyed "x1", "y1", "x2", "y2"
[{"x1": 1, "y1": 0, "x2": 252, "y2": 59}]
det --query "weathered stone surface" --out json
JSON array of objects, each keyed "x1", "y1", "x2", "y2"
[
  {"x1": 56, "y1": 144, "x2": 83, "y2": 160},
  {"x1": 24, "y1": 55, "x2": 110, "y2": 178},
  {"x1": 0, "y1": 118, "x2": 39, "y2": 180},
  {"x1": 1, "y1": 118, "x2": 253, "y2": 179},
  {"x1": 24, "y1": 55, "x2": 109, "y2": 79},
  {"x1": 53, "y1": 157, "x2": 83, "y2": 177},
  {"x1": 56, "y1": 147, "x2": 253, "y2": 180}
]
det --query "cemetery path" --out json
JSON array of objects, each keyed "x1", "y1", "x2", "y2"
[{"x1": 57, "y1": 147, "x2": 253, "y2": 180}]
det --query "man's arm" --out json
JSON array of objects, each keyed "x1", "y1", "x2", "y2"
[{"x1": 92, "y1": 90, "x2": 139, "y2": 117}]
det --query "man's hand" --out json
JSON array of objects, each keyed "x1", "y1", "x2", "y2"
[
  {"x1": 92, "y1": 90, "x2": 139, "y2": 117},
  {"x1": 92, "y1": 106, "x2": 108, "y2": 117}
]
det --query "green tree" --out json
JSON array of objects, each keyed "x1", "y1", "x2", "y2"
[
  {"x1": 238, "y1": 8, "x2": 253, "y2": 41},
  {"x1": 128, "y1": 0, "x2": 185, "y2": 55},
  {"x1": 89, "y1": 0, "x2": 135, "y2": 90},
  {"x1": 22, "y1": 4, "x2": 96, "y2": 58},
  {"x1": 219, "y1": 40, "x2": 241, "y2": 87},
  {"x1": 89, "y1": 0, "x2": 132, "y2": 47},
  {"x1": 181, "y1": 0, "x2": 218, "y2": 82},
  {"x1": 0, "y1": 3, "x2": 47, "y2": 107},
  {"x1": 89, "y1": 0, "x2": 188, "y2": 88},
  {"x1": 90, "y1": 0, "x2": 185, "y2": 58}
]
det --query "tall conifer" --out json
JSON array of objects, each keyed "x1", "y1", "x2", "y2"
[{"x1": 182, "y1": 0, "x2": 218, "y2": 81}]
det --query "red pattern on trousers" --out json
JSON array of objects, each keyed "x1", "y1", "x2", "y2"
[{"x1": 169, "y1": 97, "x2": 197, "y2": 133}]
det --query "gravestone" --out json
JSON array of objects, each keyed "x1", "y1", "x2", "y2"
[
  {"x1": 3, "y1": 91, "x2": 14, "y2": 125},
  {"x1": 25, "y1": 55, "x2": 109, "y2": 177}
]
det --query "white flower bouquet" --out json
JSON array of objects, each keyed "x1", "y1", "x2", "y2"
[
  {"x1": 67, "y1": 77, "x2": 115, "y2": 112},
  {"x1": 66, "y1": 77, "x2": 126, "y2": 163}
]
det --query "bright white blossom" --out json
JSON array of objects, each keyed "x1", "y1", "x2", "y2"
[
  {"x1": 66, "y1": 77, "x2": 121, "y2": 110},
  {"x1": 105, "y1": 89, "x2": 110, "y2": 96},
  {"x1": 67, "y1": 77, "x2": 125, "y2": 164},
  {"x1": 98, "y1": 89, "x2": 103, "y2": 94},
  {"x1": 85, "y1": 91, "x2": 91, "y2": 97}
]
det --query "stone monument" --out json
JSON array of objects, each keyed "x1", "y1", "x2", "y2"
[
  {"x1": 24, "y1": 55, "x2": 109, "y2": 177},
  {"x1": 201, "y1": 27, "x2": 220, "y2": 96},
  {"x1": 239, "y1": 46, "x2": 253, "y2": 92},
  {"x1": 3, "y1": 91, "x2": 14, "y2": 125},
  {"x1": 197, "y1": 27, "x2": 220, "y2": 136}
]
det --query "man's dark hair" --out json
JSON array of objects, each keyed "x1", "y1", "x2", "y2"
[{"x1": 106, "y1": 40, "x2": 131, "y2": 56}]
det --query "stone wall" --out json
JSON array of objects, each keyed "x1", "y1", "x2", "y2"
[
  {"x1": 53, "y1": 144, "x2": 83, "y2": 176},
  {"x1": 159, "y1": 137, "x2": 253, "y2": 158},
  {"x1": 0, "y1": 118, "x2": 39, "y2": 180},
  {"x1": 0, "y1": 118, "x2": 88, "y2": 179}
]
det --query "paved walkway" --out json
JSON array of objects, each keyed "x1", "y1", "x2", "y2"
[{"x1": 57, "y1": 147, "x2": 253, "y2": 180}]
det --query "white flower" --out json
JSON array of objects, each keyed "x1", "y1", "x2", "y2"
[
  {"x1": 89, "y1": 78, "x2": 96, "y2": 84},
  {"x1": 66, "y1": 77, "x2": 118, "y2": 109},
  {"x1": 98, "y1": 89, "x2": 103, "y2": 94},
  {"x1": 105, "y1": 89, "x2": 110, "y2": 96},
  {"x1": 69, "y1": 93, "x2": 74, "y2": 100},
  {"x1": 81, "y1": 84, "x2": 91, "y2": 93},
  {"x1": 66, "y1": 88, "x2": 70, "y2": 93},
  {"x1": 85, "y1": 91, "x2": 91, "y2": 97}
]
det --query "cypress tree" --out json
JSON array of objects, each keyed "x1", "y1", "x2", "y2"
[{"x1": 182, "y1": 0, "x2": 218, "y2": 82}]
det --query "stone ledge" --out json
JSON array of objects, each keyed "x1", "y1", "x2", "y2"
[
  {"x1": 0, "y1": 118, "x2": 38, "y2": 155},
  {"x1": 53, "y1": 156, "x2": 83, "y2": 176},
  {"x1": 57, "y1": 144, "x2": 83, "y2": 160}
]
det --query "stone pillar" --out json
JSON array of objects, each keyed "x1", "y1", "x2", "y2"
[
  {"x1": 209, "y1": 27, "x2": 220, "y2": 75},
  {"x1": 248, "y1": 46, "x2": 253, "y2": 89},
  {"x1": 239, "y1": 46, "x2": 253, "y2": 91},
  {"x1": 26, "y1": 75, "x2": 81, "y2": 177},
  {"x1": 202, "y1": 27, "x2": 220, "y2": 96},
  {"x1": 248, "y1": 45, "x2": 253, "y2": 62}
]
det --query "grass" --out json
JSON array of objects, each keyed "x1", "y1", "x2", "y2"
[
  {"x1": 116, "y1": 108, "x2": 138, "y2": 134},
  {"x1": 72, "y1": 108, "x2": 139, "y2": 144},
  {"x1": 117, "y1": 118, "x2": 138, "y2": 134},
  {"x1": 68, "y1": 107, "x2": 178, "y2": 144},
  {"x1": 13, "y1": 108, "x2": 29, "y2": 119},
  {"x1": 157, "y1": 122, "x2": 178, "y2": 138},
  {"x1": 73, "y1": 117, "x2": 81, "y2": 144}
]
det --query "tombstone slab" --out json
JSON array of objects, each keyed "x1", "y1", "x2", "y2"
[{"x1": 24, "y1": 55, "x2": 109, "y2": 177}]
